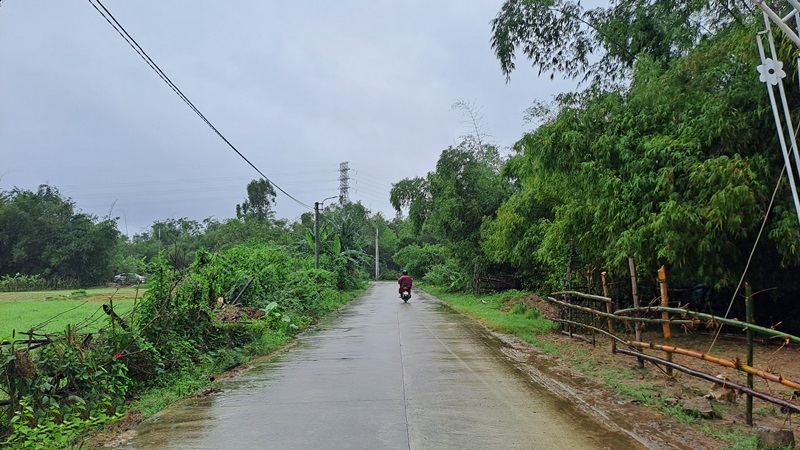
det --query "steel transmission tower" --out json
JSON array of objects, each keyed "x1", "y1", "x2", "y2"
[{"x1": 339, "y1": 161, "x2": 350, "y2": 204}]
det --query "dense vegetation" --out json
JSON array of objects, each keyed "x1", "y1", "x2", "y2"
[
  {"x1": 0, "y1": 180, "x2": 404, "y2": 446},
  {"x1": 392, "y1": 2, "x2": 800, "y2": 328}
]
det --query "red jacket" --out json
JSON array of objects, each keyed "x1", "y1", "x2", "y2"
[{"x1": 398, "y1": 274, "x2": 413, "y2": 290}]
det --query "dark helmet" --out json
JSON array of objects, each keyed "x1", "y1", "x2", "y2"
[{"x1": 402, "y1": 270, "x2": 408, "y2": 275}]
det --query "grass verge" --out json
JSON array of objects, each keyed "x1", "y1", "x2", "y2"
[{"x1": 423, "y1": 287, "x2": 556, "y2": 336}]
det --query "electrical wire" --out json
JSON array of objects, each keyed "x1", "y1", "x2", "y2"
[
  {"x1": 706, "y1": 165, "x2": 787, "y2": 354},
  {"x1": 86, "y1": 0, "x2": 313, "y2": 211}
]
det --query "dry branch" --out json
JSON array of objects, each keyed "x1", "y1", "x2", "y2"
[{"x1": 0, "y1": 338, "x2": 52, "y2": 346}]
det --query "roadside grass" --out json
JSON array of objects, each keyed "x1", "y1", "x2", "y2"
[
  {"x1": 134, "y1": 329, "x2": 294, "y2": 416},
  {"x1": 0, "y1": 287, "x2": 141, "y2": 340},
  {"x1": 423, "y1": 287, "x2": 556, "y2": 336}
]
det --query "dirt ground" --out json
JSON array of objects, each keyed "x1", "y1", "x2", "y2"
[{"x1": 499, "y1": 294, "x2": 800, "y2": 449}]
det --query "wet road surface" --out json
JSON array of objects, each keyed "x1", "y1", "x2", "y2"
[{"x1": 124, "y1": 282, "x2": 647, "y2": 449}]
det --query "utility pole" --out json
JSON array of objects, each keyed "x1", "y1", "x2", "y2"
[
  {"x1": 314, "y1": 202, "x2": 320, "y2": 270},
  {"x1": 375, "y1": 226, "x2": 379, "y2": 280},
  {"x1": 314, "y1": 196, "x2": 337, "y2": 270}
]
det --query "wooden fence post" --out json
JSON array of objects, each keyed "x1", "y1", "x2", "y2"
[
  {"x1": 472, "y1": 263, "x2": 479, "y2": 295},
  {"x1": 601, "y1": 271, "x2": 616, "y2": 353},
  {"x1": 564, "y1": 240, "x2": 575, "y2": 337},
  {"x1": 746, "y1": 282, "x2": 754, "y2": 426},
  {"x1": 628, "y1": 257, "x2": 644, "y2": 368},
  {"x1": 658, "y1": 265, "x2": 673, "y2": 376}
]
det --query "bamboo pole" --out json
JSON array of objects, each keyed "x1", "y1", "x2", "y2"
[
  {"x1": 565, "y1": 240, "x2": 574, "y2": 337},
  {"x1": 546, "y1": 297, "x2": 696, "y2": 325},
  {"x1": 658, "y1": 266, "x2": 673, "y2": 375},
  {"x1": 616, "y1": 348, "x2": 800, "y2": 414},
  {"x1": 614, "y1": 307, "x2": 800, "y2": 345},
  {"x1": 746, "y1": 283, "x2": 754, "y2": 426},
  {"x1": 626, "y1": 341, "x2": 800, "y2": 391},
  {"x1": 601, "y1": 272, "x2": 616, "y2": 353},
  {"x1": 552, "y1": 318, "x2": 631, "y2": 346},
  {"x1": 557, "y1": 319, "x2": 800, "y2": 392},
  {"x1": 629, "y1": 257, "x2": 644, "y2": 368},
  {"x1": 551, "y1": 291, "x2": 612, "y2": 303}
]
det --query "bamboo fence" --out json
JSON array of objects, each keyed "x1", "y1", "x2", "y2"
[{"x1": 548, "y1": 270, "x2": 800, "y2": 420}]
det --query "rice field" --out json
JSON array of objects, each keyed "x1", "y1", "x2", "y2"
[{"x1": 0, "y1": 287, "x2": 143, "y2": 340}]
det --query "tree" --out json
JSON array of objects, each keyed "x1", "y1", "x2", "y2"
[
  {"x1": 0, "y1": 185, "x2": 120, "y2": 284},
  {"x1": 389, "y1": 177, "x2": 430, "y2": 233},
  {"x1": 390, "y1": 137, "x2": 510, "y2": 288},
  {"x1": 482, "y1": 24, "x2": 800, "y2": 291},
  {"x1": 426, "y1": 140, "x2": 508, "y2": 264},
  {"x1": 490, "y1": 0, "x2": 754, "y2": 84},
  {"x1": 236, "y1": 179, "x2": 277, "y2": 222}
]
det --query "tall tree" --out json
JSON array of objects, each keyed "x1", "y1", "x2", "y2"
[
  {"x1": 482, "y1": 24, "x2": 800, "y2": 290},
  {"x1": 236, "y1": 179, "x2": 277, "y2": 222},
  {"x1": 390, "y1": 138, "x2": 510, "y2": 285},
  {"x1": 0, "y1": 185, "x2": 119, "y2": 283},
  {"x1": 490, "y1": 0, "x2": 754, "y2": 84}
]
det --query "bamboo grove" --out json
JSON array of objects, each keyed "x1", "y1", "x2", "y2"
[{"x1": 391, "y1": 2, "x2": 800, "y2": 333}]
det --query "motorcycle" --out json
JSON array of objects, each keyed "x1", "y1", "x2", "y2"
[{"x1": 400, "y1": 286, "x2": 412, "y2": 302}]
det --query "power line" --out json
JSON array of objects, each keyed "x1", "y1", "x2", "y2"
[{"x1": 86, "y1": 0, "x2": 313, "y2": 211}]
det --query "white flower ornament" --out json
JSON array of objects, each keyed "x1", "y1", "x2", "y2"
[{"x1": 757, "y1": 58, "x2": 786, "y2": 85}]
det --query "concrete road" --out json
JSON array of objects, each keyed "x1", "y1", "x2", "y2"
[{"x1": 124, "y1": 282, "x2": 646, "y2": 449}]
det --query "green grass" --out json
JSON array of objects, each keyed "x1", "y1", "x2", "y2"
[
  {"x1": 424, "y1": 287, "x2": 556, "y2": 336},
  {"x1": 0, "y1": 287, "x2": 142, "y2": 340},
  {"x1": 699, "y1": 425, "x2": 759, "y2": 450}
]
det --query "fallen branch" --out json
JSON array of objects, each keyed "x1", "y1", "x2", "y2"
[
  {"x1": 103, "y1": 303, "x2": 129, "y2": 331},
  {"x1": 231, "y1": 276, "x2": 255, "y2": 305},
  {"x1": 616, "y1": 348, "x2": 800, "y2": 414},
  {"x1": 0, "y1": 338, "x2": 52, "y2": 347},
  {"x1": 561, "y1": 330, "x2": 593, "y2": 344}
]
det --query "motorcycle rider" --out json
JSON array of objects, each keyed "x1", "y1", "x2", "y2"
[{"x1": 398, "y1": 270, "x2": 413, "y2": 298}]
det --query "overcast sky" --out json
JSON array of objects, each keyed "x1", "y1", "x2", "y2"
[{"x1": 1, "y1": 1, "x2": 593, "y2": 236}]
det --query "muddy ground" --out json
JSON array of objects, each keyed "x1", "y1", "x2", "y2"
[{"x1": 499, "y1": 294, "x2": 800, "y2": 449}]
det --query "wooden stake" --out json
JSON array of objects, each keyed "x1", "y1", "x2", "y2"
[
  {"x1": 628, "y1": 257, "x2": 643, "y2": 368},
  {"x1": 601, "y1": 271, "x2": 616, "y2": 353},
  {"x1": 658, "y1": 265, "x2": 673, "y2": 376},
  {"x1": 746, "y1": 282, "x2": 754, "y2": 426}
]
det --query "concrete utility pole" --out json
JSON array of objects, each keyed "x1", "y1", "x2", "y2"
[
  {"x1": 375, "y1": 226, "x2": 379, "y2": 280},
  {"x1": 314, "y1": 196, "x2": 337, "y2": 270},
  {"x1": 314, "y1": 202, "x2": 320, "y2": 270}
]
